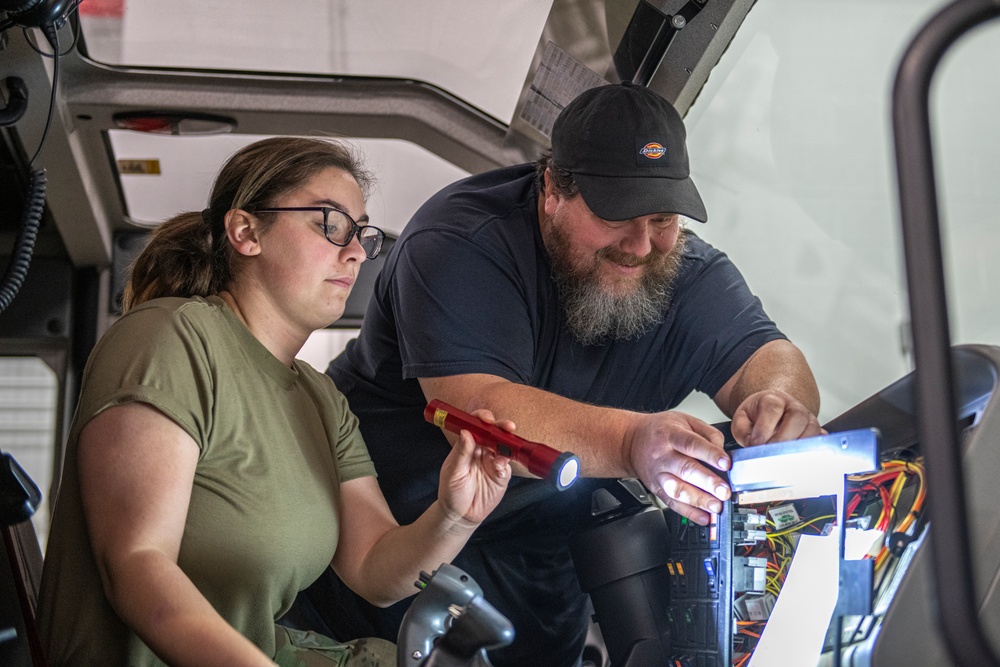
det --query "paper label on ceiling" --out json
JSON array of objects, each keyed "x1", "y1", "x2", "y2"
[
  {"x1": 519, "y1": 41, "x2": 608, "y2": 140},
  {"x1": 117, "y1": 159, "x2": 161, "y2": 175}
]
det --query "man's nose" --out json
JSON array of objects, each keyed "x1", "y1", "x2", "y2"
[{"x1": 619, "y1": 220, "x2": 653, "y2": 257}]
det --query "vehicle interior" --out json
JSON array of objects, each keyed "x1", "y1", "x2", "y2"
[{"x1": 2, "y1": 1, "x2": 999, "y2": 665}]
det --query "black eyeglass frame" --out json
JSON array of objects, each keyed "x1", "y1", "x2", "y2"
[{"x1": 252, "y1": 206, "x2": 386, "y2": 259}]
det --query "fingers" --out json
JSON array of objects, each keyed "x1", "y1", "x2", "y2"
[
  {"x1": 666, "y1": 421, "x2": 730, "y2": 473},
  {"x1": 658, "y1": 494, "x2": 713, "y2": 527},
  {"x1": 656, "y1": 473, "x2": 725, "y2": 511},
  {"x1": 651, "y1": 457, "x2": 728, "y2": 526},
  {"x1": 688, "y1": 416, "x2": 727, "y2": 450},
  {"x1": 767, "y1": 408, "x2": 824, "y2": 444},
  {"x1": 492, "y1": 451, "x2": 511, "y2": 480},
  {"x1": 628, "y1": 414, "x2": 731, "y2": 523},
  {"x1": 460, "y1": 409, "x2": 514, "y2": 472},
  {"x1": 469, "y1": 408, "x2": 517, "y2": 435},
  {"x1": 459, "y1": 427, "x2": 478, "y2": 452},
  {"x1": 459, "y1": 428, "x2": 511, "y2": 481},
  {"x1": 438, "y1": 427, "x2": 511, "y2": 523},
  {"x1": 730, "y1": 409, "x2": 753, "y2": 447},
  {"x1": 733, "y1": 390, "x2": 824, "y2": 446}
]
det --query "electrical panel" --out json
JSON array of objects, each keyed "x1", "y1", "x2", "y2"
[
  {"x1": 661, "y1": 345, "x2": 1000, "y2": 667},
  {"x1": 664, "y1": 506, "x2": 732, "y2": 667}
]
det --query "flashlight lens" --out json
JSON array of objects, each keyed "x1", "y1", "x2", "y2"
[{"x1": 558, "y1": 457, "x2": 580, "y2": 489}]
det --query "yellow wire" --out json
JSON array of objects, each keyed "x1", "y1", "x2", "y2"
[{"x1": 768, "y1": 514, "x2": 835, "y2": 538}]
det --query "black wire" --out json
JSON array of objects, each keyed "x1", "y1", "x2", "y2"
[
  {"x1": 27, "y1": 24, "x2": 60, "y2": 166},
  {"x1": 20, "y1": 5, "x2": 82, "y2": 58},
  {"x1": 0, "y1": 169, "x2": 46, "y2": 314}
]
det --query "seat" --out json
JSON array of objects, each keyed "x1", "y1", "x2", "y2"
[{"x1": 1, "y1": 452, "x2": 46, "y2": 666}]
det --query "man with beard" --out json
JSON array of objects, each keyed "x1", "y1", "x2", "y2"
[{"x1": 296, "y1": 82, "x2": 823, "y2": 665}]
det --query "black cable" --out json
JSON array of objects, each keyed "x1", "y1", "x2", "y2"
[
  {"x1": 27, "y1": 21, "x2": 59, "y2": 166},
  {"x1": 0, "y1": 7, "x2": 79, "y2": 314},
  {"x1": 0, "y1": 169, "x2": 47, "y2": 314},
  {"x1": 20, "y1": 0, "x2": 82, "y2": 58}
]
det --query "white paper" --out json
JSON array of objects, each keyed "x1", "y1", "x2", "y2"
[{"x1": 749, "y1": 533, "x2": 840, "y2": 667}]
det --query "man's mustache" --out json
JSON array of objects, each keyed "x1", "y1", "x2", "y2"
[{"x1": 597, "y1": 246, "x2": 657, "y2": 267}]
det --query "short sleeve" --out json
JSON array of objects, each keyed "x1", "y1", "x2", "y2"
[
  {"x1": 669, "y1": 241, "x2": 787, "y2": 398},
  {"x1": 71, "y1": 302, "x2": 216, "y2": 451},
  {"x1": 390, "y1": 228, "x2": 536, "y2": 383},
  {"x1": 328, "y1": 383, "x2": 377, "y2": 482}
]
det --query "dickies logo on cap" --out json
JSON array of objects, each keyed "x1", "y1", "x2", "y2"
[{"x1": 640, "y1": 142, "x2": 666, "y2": 160}]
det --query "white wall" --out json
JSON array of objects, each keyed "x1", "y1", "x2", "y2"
[{"x1": 677, "y1": 0, "x2": 1000, "y2": 424}]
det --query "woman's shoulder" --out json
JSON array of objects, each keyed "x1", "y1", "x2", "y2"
[
  {"x1": 94, "y1": 296, "x2": 229, "y2": 359},
  {"x1": 124, "y1": 294, "x2": 222, "y2": 317},
  {"x1": 115, "y1": 295, "x2": 228, "y2": 330},
  {"x1": 294, "y1": 360, "x2": 341, "y2": 393}
]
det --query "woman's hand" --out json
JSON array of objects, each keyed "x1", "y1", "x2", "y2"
[
  {"x1": 437, "y1": 409, "x2": 512, "y2": 525},
  {"x1": 333, "y1": 408, "x2": 512, "y2": 606}
]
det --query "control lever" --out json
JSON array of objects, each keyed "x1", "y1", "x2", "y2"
[{"x1": 397, "y1": 563, "x2": 514, "y2": 667}]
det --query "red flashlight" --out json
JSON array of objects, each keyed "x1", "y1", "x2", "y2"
[{"x1": 424, "y1": 400, "x2": 580, "y2": 491}]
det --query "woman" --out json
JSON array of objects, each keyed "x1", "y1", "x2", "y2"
[{"x1": 37, "y1": 136, "x2": 512, "y2": 666}]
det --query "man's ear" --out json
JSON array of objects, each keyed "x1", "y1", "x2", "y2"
[
  {"x1": 542, "y1": 167, "x2": 560, "y2": 216},
  {"x1": 224, "y1": 209, "x2": 262, "y2": 257}
]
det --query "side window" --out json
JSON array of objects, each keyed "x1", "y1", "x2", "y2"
[
  {"x1": 0, "y1": 357, "x2": 57, "y2": 549},
  {"x1": 298, "y1": 329, "x2": 362, "y2": 374}
]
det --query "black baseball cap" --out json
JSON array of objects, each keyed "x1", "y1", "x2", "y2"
[{"x1": 550, "y1": 81, "x2": 707, "y2": 223}]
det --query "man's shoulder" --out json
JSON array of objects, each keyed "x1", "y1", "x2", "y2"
[
  {"x1": 678, "y1": 228, "x2": 718, "y2": 259},
  {"x1": 441, "y1": 162, "x2": 536, "y2": 196},
  {"x1": 409, "y1": 163, "x2": 537, "y2": 233},
  {"x1": 672, "y1": 230, "x2": 746, "y2": 297},
  {"x1": 675, "y1": 229, "x2": 725, "y2": 275}
]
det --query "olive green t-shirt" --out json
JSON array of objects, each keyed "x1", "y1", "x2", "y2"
[{"x1": 38, "y1": 295, "x2": 377, "y2": 666}]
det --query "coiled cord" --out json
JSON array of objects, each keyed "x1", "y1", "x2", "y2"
[{"x1": 0, "y1": 168, "x2": 46, "y2": 314}]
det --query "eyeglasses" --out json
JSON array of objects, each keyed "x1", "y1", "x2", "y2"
[{"x1": 253, "y1": 207, "x2": 386, "y2": 260}]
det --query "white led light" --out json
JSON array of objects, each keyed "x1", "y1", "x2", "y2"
[{"x1": 558, "y1": 458, "x2": 580, "y2": 489}]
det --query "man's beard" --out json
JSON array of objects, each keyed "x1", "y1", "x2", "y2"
[{"x1": 547, "y1": 215, "x2": 687, "y2": 346}]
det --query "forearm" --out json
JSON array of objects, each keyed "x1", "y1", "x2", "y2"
[
  {"x1": 423, "y1": 375, "x2": 639, "y2": 479},
  {"x1": 347, "y1": 501, "x2": 480, "y2": 606},
  {"x1": 718, "y1": 340, "x2": 821, "y2": 416},
  {"x1": 100, "y1": 549, "x2": 274, "y2": 667}
]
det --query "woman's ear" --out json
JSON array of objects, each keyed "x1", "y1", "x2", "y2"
[{"x1": 224, "y1": 209, "x2": 262, "y2": 257}]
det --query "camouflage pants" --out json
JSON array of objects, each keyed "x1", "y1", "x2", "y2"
[{"x1": 273, "y1": 625, "x2": 397, "y2": 667}]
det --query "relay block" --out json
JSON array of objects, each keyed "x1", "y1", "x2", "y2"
[{"x1": 664, "y1": 502, "x2": 733, "y2": 667}]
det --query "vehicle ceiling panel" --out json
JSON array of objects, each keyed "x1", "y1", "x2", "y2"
[{"x1": 80, "y1": 0, "x2": 554, "y2": 125}]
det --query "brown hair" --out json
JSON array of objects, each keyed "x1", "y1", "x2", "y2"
[
  {"x1": 121, "y1": 137, "x2": 373, "y2": 312},
  {"x1": 534, "y1": 151, "x2": 579, "y2": 199}
]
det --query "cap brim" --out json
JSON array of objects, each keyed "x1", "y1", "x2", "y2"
[{"x1": 574, "y1": 173, "x2": 708, "y2": 223}]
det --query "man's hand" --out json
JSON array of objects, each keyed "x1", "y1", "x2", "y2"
[
  {"x1": 625, "y1": 411, "x2": 731, "y2": 526},
  {"x1": 730, "y1": 389, "x2": 825, "y2": 447}
]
